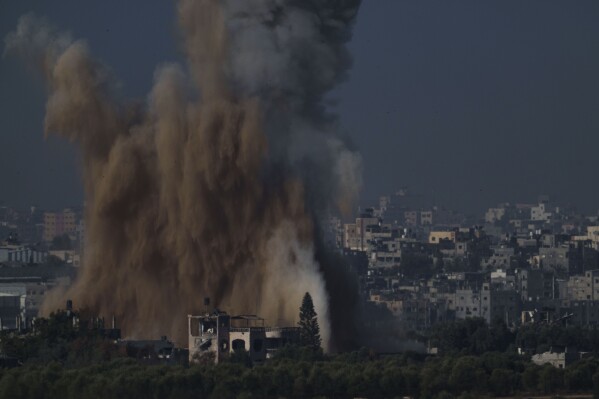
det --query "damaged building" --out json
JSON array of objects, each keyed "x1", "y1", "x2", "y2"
[{"x1": 188, "y1": 309, "x2": 299, "y2": 364}]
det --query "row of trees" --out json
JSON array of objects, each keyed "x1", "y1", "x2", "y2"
[
  {"x1": 8, "y1": 296, "x2": 599, "y2": 397},
  {"x1": 427, "y1": 317, "x2": 599, "y2": 356},
  {"x1": 2, "y1": 351, "x2": 599, "y2": 398}
]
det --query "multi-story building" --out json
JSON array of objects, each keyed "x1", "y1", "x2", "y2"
[
  {"x1": 453, "y1": 284, "x2": 490, "y2": 322},
  {"x1": 587, "y1": 226, "x2": 599, "y2": 250},
  {"x1": 43, "y1": 208, "x2": 78, "y2": 243},
  {"x1": 0, "y1": 244, "x2": 47, "y2": 264},
  {"x1": 489, "y1": 286, "x2": 520, "y2": 325},
  {"x1": 404, "y1": 211, "x2": 419, "y2": 227},
  {"x1": 343, "y1": 214, "x2": 380, "y2": 251},
  {"x1": 188, "y1": 311, "x2": 299, "y2": 364},
  {"x1": 0, "y1": 264, "x2": 76, "y2": 328},
  {"x1": 531, "y1": 203, "x2": 552, "y2": 222},
  {"x1": 429, "y1": 230, "x2": 455, "y2": 244},
  {"x1": 515, "y1": 269, "x2": 557, "y2": 301},
  {"x1": 565, "y1": 270, "x2": 599, "y2": 301},
  {"x1": 420, "y1": 211, "x2": 433, "y2": 226}
]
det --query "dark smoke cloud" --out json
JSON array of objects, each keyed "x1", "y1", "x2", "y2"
[{"x1": 5, "y1": 0, "x2": 362, "y2": 350}]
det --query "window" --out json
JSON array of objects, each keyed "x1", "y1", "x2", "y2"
[
  {"x1": 232, "y1": 339, "x2": 245, "y2": 352},
  {"x1": 253, "y1": 339, "x2": 263, "y2": 352}
]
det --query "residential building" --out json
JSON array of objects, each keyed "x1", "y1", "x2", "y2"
[{"x1": 43, "y1": 208, "x2": 78, "y2": 243}]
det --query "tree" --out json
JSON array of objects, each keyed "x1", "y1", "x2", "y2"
[
  {"x1": 51, "y1": 234, "x2": 72, "y2": 250},
  {"x1": 298, "y1": 292, "x2": 322, "y2": 350}
]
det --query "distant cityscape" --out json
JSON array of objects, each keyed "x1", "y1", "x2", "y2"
[
  {"x1": 0, "y1": 205, "x2": 82, "y2": 330},
  {"x1": 326, "y1": 189, "x2": 599, "y2": 362},
  {"x1": 2, "y1": 190, "x2": 599, "y2": 367}
]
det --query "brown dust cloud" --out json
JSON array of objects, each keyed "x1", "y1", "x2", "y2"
[{"x1": 5, "y1": 0, "x2": 363, "y2": 351}]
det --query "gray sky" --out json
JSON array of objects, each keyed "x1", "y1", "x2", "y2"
[{"x1": 1, "y1": 1, "x2": 598, "y2": 214}]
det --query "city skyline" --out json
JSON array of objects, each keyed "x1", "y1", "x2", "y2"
[{"x1": 2, "y1": 2, "x2": 599, "y2": 394}]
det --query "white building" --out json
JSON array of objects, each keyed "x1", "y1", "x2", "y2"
[{"x1": 0, "y1": 245, "x2": 47, "y2": 264}]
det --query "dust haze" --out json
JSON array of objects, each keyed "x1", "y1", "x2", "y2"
[{"x1": 4, "y1": 0, "x2": 362, "y2": 350}]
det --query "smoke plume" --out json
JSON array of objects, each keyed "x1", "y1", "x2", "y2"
[{"x1": 5, "y1": 0, "x2": 362, "y2": 350}]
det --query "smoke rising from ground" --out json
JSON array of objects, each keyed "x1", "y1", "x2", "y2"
[{"x1": 5, "y1": 0, "x2": 362, "y2": 350}]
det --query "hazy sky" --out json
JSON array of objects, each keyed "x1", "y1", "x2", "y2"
[{"x1": 1, "y1": 1, "x2": 598, "y2": 214}]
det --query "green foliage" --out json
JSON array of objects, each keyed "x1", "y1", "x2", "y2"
[
  {"x1": 593, "y1": 370, "x2": 599, "y2": 398},
  {"x1": 272, "y1": 344, "x2": 324, "y2": 362},
  {"x1": 50, "y1": 234, "x2": 72, "y2": 251},
  {"x1": 227, "y1": 348, "x2": 252, "y2": 367},
  {"x1": 0, "y1": 311, "x2": 123, "y2": 367},
  {"x1": 488, "y1": 368, "x2": 519, "y2": 396},
  {"x1": 449, "y1": 356, "x2": 486, "y2": 393},
  {"x1": 1, "y1": 351, "x2": 598, "y2": 398},
  {"x1": 3, "y1": 313, "x2": 599, "y2": 399},
  {"x1": 516, "y1": 324, "x2": 599, "y2": 353},
  {"x1": 538, "y1": 364, "x2": 564, "y2": 394},
  {"x1": 429, "y1": 318, "x2": 514, "y2": 355},
  {"x1": 298, "y1": 292, "x2": 321, "y2": 350},
  {"x1": 564, "y1": 360, "x2": 595, "y2": 392}
]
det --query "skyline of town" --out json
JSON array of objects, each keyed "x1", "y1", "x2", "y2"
[{"x1": 2, "y1": 1, "x2": 599, "y2": 396}]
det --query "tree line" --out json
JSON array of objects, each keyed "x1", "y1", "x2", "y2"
[
  {"x1": 3, "y1": 349, "x2": 599, "y2": 398},
  {"x1": 6, "y1": 296, "x2": 599, "y2": 397}
]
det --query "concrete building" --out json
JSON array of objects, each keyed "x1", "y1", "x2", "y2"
[
  {"x1": 453, "y1": 284, "x2": 490, "y2": 322},
  {"x1": 404, "y1": 211, "x2": 419, "y2": 227},
  {"x1": 188, "y1": 310, "x2": 299, "y2": 364},
  {"x1": 485, "y1": 207, "x2": 506, "y2": 224},
  {"x1": 0, "y1": 244, "x2": 47, "y2": 264},
  {"x1": 43, "y1": 209, "x2": 78, "y2": 243},
  {"x1": 0, "y1": 264, "x2": 76, "y2": 327},
  {"x1": 565, "y1": 270, "x2": 599, "y2": 301},
  {"x1": 531, "y1": 203, "x2": 552, "y2": 222},
  {"x1": 538, "y1": 246, "x2": 570, "y2": 273},
  {"x1": 489, "y1": 286, "x2": 520, "y2": 325},
  {"x1": 0, "y1": 292, "x2": 24, "y2": 330},
  {"x1": 343, "y1": 215, "x2": 380, "y2": 251},
  {"x1": 587, "y1": 226, "x2": 599, "y2": 250},
  {"x1": 532, "y1": 348, "x2": 582, "y2": 369},
  {"x1": 482, "y1": 252, "x2": 512, "y2": 271},
  {"x1": 420, "y1": 211, "x2": 433, "y2": 226},
  {"x1": 451, "y1": 282, "x2": 520, "y2": 325},
  {"x1": 429, "y1": 231, "x2": 456, "y2": 244},
  {"x1": 565, "y1": 301, "x2": 599, "y2": 326},
  {"x1": 515, "y1": 269, "x2": 557, "y2": 301},
  {"x1": 118, "y1": 336, "x2": 187, "y2": 365}
]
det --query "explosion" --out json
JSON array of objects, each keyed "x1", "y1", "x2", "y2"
[{"x1": 5, "y1": 0, "x2": 362, "y2": 350}]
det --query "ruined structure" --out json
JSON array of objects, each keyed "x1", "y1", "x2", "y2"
[{"x1": 188, "y1": 310, "x2": 299, "y2": 364}]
